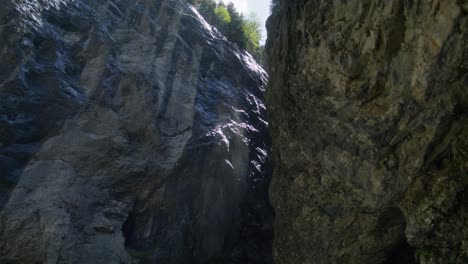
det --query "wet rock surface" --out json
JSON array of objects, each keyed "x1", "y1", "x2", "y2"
[
  {"x1": 266, "y1": 0, "x2": 467, "y2": 263},
  {"x1": 0, "y1": 0, "x2": 272, "y2": 263}
]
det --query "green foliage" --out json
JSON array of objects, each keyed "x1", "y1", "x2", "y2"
[
  {"x1": 190, "y1": 0, "x2": 264, "y2": 63},
  {"x1": 242, "y1": 17, "x2": 261, "y2": 49},
  {"x1": 214, "y1": 5, "x2": 231, "y2": 24}
]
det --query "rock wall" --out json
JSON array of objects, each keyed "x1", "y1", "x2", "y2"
[
  {"x1": 0, "y1": 0, "x2": 272, "y2": 263},
  {"x1": 266, "y1": 0, "x2": 467, "y2": 263}
]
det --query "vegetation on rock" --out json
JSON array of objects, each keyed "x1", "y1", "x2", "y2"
[{"x1": 189, "y1": 0, "x2": 264, "y2": 62}]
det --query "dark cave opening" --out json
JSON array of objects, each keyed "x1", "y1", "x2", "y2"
[
  {"x1": 384, "y1": 239, "x2": 417, "y2": 264},
  {"x1": 379, "y1": 207, "x2": 417, "y2": 264}
]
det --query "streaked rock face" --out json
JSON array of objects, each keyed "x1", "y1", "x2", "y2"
[
  {"x1": 266, "y1": 1, "x2": 467, "y2": 263},
  {"x1": 0, "y1": 0, "x2": 272, "y2": 263}
]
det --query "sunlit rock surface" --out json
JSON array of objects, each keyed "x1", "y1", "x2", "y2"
[
  {"x1": 0, "y1": 0, "x2": 272, "y2": 263},
  {"x1": 266, "y1": 1, "x2": 467, "y2": 263}
]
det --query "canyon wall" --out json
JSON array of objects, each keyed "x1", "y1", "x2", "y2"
[
  {"x1": 0, "y1": 0, "x2": 272, "y2": 263},
  {"x1": 266, "y1": 0, "x2": 467, "y2": 263}
]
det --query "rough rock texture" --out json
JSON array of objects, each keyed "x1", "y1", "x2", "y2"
[
  {"x1": 0, "y1": 0, "x2": 272, "y2": 263},
  {"x1": 266, "y1": 0, "x2": 467, "y2": 263}
]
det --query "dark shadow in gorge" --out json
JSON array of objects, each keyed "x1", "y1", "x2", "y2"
[{"x1": 379, "y1": 207, "x2": 417, "y2": 264}]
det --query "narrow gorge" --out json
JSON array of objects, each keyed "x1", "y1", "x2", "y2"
[{"x1": 0, "y1": 0, "x2": 467, "y2": 264}]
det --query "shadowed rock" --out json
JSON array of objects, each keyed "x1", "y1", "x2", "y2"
[{"x1": 266, "y1": 0, "x2": 467, "y2": 263}]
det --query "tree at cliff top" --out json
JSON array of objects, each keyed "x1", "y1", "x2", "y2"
[{"x1": 189, "y1": 0, "x2": 264, "y2": 63}]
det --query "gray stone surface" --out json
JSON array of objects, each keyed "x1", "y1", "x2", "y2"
[
  {"x1": 266, "y1": 0, "x2": 467, "y2": 263},
  {"x1": 0, "y1": 0, "x2": 272, "y2": 263}
]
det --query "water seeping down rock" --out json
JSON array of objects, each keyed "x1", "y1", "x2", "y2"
[
  {"x1": 266, "y1": 0, "x2": 467, "y2": 263},
  {"x1": 0, "y1": 0, "x2": 273, "y2": 263}
]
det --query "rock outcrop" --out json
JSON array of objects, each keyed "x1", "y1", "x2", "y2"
[
  {"x1": 266, "y1": 0, "x2": 467, "y2": 263},
  {"x1": 0, "y1": 0, "x2": 272, "y2": 263}
]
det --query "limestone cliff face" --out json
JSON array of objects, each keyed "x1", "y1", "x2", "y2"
[
  {"x1": 266, "y1": 0, "x2": 467, "y2": 263},
  {"x1": 0, "y1": 0, "x2": 272, "y2": 263}
]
